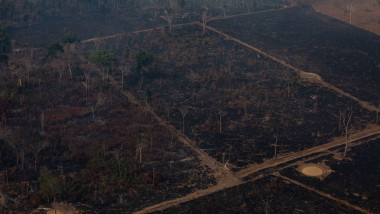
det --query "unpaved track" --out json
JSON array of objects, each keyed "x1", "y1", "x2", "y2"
[
  {"x1": 274, "y1": 173, "x2": 373, "y2": 214},
  {"x1": 133, "y1": 125, "x2": 380, "y2": 214},
  {"x1": 107, "y1": 75, "x2": 239, "y2": 183},
  {"x1": 82, "y1": 22, "x2": 199, "y2": 43},
  {"x1": 103, "y1": 78, "x2": 242, "y2": 214},
  {"x1": 236, "y1": 124, "x2": 380, "y2": 178},
  {"x1": 203, "y1": 24, "x2": 379, "y2": 113},
  {"x1": 83, "y1": 10, "x2": 380, "y2": 212},
  {"x1": 121, "y1": 90, "x2": 240, "y2": 183},
  {"x1": 134, "y1": 178, "x2": 246, "y2": 214},
  {"x1": 82, "y1": 8, "x2": 285, "y2": 44},
  {"x1": 208, "y1": 8, "x2": 286, "y2": 21}
]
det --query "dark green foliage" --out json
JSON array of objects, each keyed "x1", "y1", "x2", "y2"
[
  {"x1": 89, "y1": 50, "x2": 117, "y2": 69},
  {"x1": 0, "y1": 206, "x2": 9, "y2": 214},
  {"x1": 38, "y1": 168, "x2": 62, "y2": 203},
  {"x1": 177, "y1": 0, "x2": 186, "y2": 8},
  {"x1": 46, "y1": 42, "x2": 63, "y2": 58},
  {"x1": 145, "y1": 89, "x2": 152, "y2": 103},
  {"x1": 0, "y1": 29, "x2": 11, "y2": 54},
  {"x1": 61, "y1": 27, "x2": 78, "y2": 44},
  {"x1": 88, "y1": 156, "x2": 140, "y2": 185},
  {"x1": 10, "y1": 127, "x2": 40, "y2": 148},
  {"x1": 164, "y1": 7, "x2": 173, "y2": 14},
  {"x1": 135, "y1": 51, "x2": 153, "y2": 72}
]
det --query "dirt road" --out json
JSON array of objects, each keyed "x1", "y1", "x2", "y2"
[
  {"x1": 82, "y1": 8, "x2": 285, "y2": 44},
  {"x1": 236, "y1": 124, "x2": 380, "y2": 178},
  {"x1": 203, "y1": 24, "x2": 379, "y2": 113},
  {"x1": 274, "y1": 173, "x2": 372, "y2": 214},
  {"x1": 121, "y1": 90, "x2": 240, "y2": 183},
  {"x1": 82, "y1": 11, "x2": 380, "y2": 213}
]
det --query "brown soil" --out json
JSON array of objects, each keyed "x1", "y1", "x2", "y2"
[
  {"x1": 203, "y1": 24, "x2": 379, "y2": 113},
  {"x1": 79, "y1": 13, "x2": 380, "y2": 213},
  {"x1": 274, "y1": 173, "x2": 372, "y2": 214},
  {"x1": 312, "y1": 0, "x2": 380, "y2": 35},
  {"x1": 301, "y1": 166, "x2": 323, "y2": 176}
]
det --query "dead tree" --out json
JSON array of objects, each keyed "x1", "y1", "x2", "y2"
[
  {"x1": 202, "y1": 8, "x2": 209, "y2": 36},
  {"x1": 40, "y1": 111, "x2": 45, "y2": 132},
  {"x1": 270, "y1": 128, "x2": 280, "y2": 160},
  {"x1": 179, "y1": 107, "x2": 189, "y2": 134},
  {"x1": 136, "y1": 138, "x2": 147, "y2": 163},
  {"x1": 340, "y1": 105, "x2": 353, "y2": 157},
  {"x1": 164, "y1": 8, "x2": 173, "y2": 32},
  {"x1": 344, "y1": 4, "x2": 356, "y2": 25},
  {"x1": 376, "y1": 103, "x2": 380, "y2": 124},
  {"x1": 219, "y1": 109, "x2": 226, "y2": 133},
  {"x1": 30, "y1": 140, "x2": 47, "y2": 172}
]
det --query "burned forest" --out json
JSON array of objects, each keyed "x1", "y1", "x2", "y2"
[{"x1": 0, "y1": 0, "x2": 379, "y2": 213}]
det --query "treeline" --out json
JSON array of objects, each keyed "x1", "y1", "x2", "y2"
[{"x1": 0, "y1": 0, "x2": 280, "y2": 28}]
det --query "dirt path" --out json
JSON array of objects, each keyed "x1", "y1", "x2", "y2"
[
  {"x1": 134, "y1": 177, "x2": 247, "y2": 214},
  {"x1": 208, "y1": 8, "x2": 286, "y2": 22},
  {"x1": 82, "y1": 13, "x2": 380, "y2": 212},
  {"x1": 121, "y1": 90, "x2": 240, "y2": 183},
  {"x1": 101, "y1": 77, "x2": 242, "y2": 213},
  {"x1": 82, "y1": 8, "x2": 286, "y2": 44},
  {"x1": 236, "y1": 124, "x2": 380, "y2": 178},
  {"x1": 133, "y1": 125, "x2": 380, "y2": 213},
  {"x1": 106, "y1": 75, "x2": 239, "y2": 182},
  {"x1": 81, "y1": 22, "x2": 199, "y2": 43},
  {"x1": 203, "y1": 24, "x2": 379, "y2": 113},
  {"x1": 274, "y1": 173, "x2": 372, "y2": 214}
]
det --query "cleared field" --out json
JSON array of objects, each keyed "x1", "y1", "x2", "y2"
[
  {"x1": 280, "y1": 137, "x2": 380, "y2": 213},
  {"x1": 208, "y1": 6, "x2": 380, "y2": 106},
  {"x1": 102, "y1": 24, "x2": 374, "y2": 169}
]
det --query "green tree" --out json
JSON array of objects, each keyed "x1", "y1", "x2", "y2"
[
  {"x1": 177, "y1": 0, "x2": 185, "y2": 8},
  {"x1": 61, "y1": 27, "x2": 78, "y2": 44},
  {"x1": 38, "y1": 168, "x2": 61, "y2": 203},
  {"x1": 61, "y1": 28, "x2": 78, "y2": 78},
  {"x1": 89, "y1": 50, "x2": 116, "y2": 68},
  {"x1": 0, "y1": 29, "x2": 11, "y2": 54},
  {"x1": 89, "y1": 50, "x2": 117, "y2": 81},
  {"x1": 135, "y1": 51, "x2": 153, "y2": 72},
  {"x1": 46, "y1": 42, "x2": 63, "y2": 58},
  {"x1": 9, "y1": 128, "x2": 39, "y2": 169}
]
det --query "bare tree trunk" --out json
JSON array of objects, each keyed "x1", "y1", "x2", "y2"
[
  {"x1": 179, "y1": 107, "x2": 188, "y2": 134},
  {"x1": 274, "y1": 135, "x2": 278, "y2": 160},
  {"x1": 219, "y1": 111, "x2": 222, "y2": 133},
  {"x1": 68, "y1": 44, "x2": 73, "y2": 79},
  {"x1": 41, "y1": 111, "x2": 45, "y2": 131},
  {"x1": 340, "y1": 105, "x2": 353, "y2": 157},
  {"x1": 344, "y1": 133, "x2": 349, "y2": 157},
  {"x1": 121, "y1": 68, "x2": 124, "y2": 91}
]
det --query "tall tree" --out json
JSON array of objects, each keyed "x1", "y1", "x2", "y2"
[
  {"x1": 38, "y1": 168, "x2": 61, "y2": 203},
  {"x1": 89, "y1": 50, "x2": 117, "y2": 82},
  {"x1": 61, "y1": 27, "x2": 78, "y2": 79},
  {"x1": 340, "y1": 105, "x2": 353, "y2": 157}
]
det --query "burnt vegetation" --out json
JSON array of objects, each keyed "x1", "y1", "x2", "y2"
[{"x1": 0, "y1": 0, "x2": 379, "y2": 213}]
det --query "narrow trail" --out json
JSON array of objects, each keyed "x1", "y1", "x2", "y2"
[
  {"x1": 134, "y1": 178, "x2": 246, "y2": 214},
  {"x1": 82, "y1": 8, "x2": 285, "y2": 44},
  {"x1": 102, "y1": 77, "x2": 242, "y2": 214},
  {"x1": 274, "y1": 173, "x2": 372, "y2": 214},
  {"x1": 236, "y1": 124, "x2": 380, "y2": 178},
  {"x1": 203, "y1": 24, "x2": 379, "y2": 113},
  {"x1": 208, "y1": 8, "x2": 286, "y2": 21},
  {"x1": 81, "y1": 10, "x2": 380, "y2": 212},
  {"x1": 121, "y1": 90, "x2": 240, "y2": 183},
  {"x1": 82, "y1": 22, "x2": 198, "y2": 43},
  {"x1": 133, "y1": 125, "x2": 380, "y2": 213}
]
